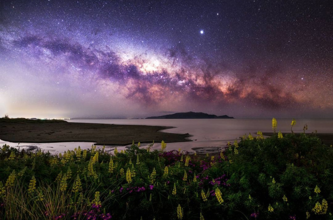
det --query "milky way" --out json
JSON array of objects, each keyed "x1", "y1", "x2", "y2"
[{"x1": 1, "y1": 0, "x2": 333, "y2": 118}]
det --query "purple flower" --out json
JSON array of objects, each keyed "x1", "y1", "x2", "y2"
[
  {"x1": 289, "y1": 215, "x2": 296, "y2": 220},
  {"x1": 149, "y1": 185, "x2": 154, "y2": 190},
  {"x1": 250, "y1": 212, "x2": 259, "y2": 218},
  {"x1": 119, "y1": 187, "x2": 123, "y2": 193}
]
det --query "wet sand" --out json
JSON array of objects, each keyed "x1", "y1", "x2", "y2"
[{"x1": 0, "y1": 118, "x2": 191, "y2": 145}]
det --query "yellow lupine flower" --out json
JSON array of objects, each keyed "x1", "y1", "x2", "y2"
[
  {"x1": 60, "y1": 174, "x2": 67, "y2": 192},
  {"x1": 161, "y1": 140, "x2": 166, "y2": 151},
  {"x1": 234, "y1": 148, "x2": 239, "y2": 155},
  {"x1": 66, "y1": 167, "x2": 72, "y2": 180},
  {"x1": 88, "y1": 159, "x2": 95, "y2": 177},
  {"x1": 234, "y1": 140, "x2": 239, "y2": 148},
  {"x1": 92, "y1": 191, "x2": 101, "y2": 206},
  {"x1": 66, "y1": 150, "x2": 72, "y2": 162},
  {"x1": 131, "y1": 167, "x2": 136, "y2": 177},
  {"x1": 312, "y1": 202, "x2": 322, "y2": 214},
  {"x1": 268, "y1": 204, "x2": 274, "y2": 212},
  {"x1": 272, "y1": 178, "x2": 276, "y2": 184},
  {"x1": 282, "y1": 195, "x2": 288, "y2": 202},
  {"x1": 151, "y1": 168, "x2": 156, "y2": 179},
  {"x1": 55, "y1": 171, "x2": 62, "y2": 182},
  {"x1": 291, "y1": 119, "x2": 296, "y2": 126},
  {"x1": 28, "y1": 175, "x2": 36, "y2": 194},
  {"x1": 18, "y1": 167, "x2": 27, "y2": 177},
  {"x1": 172, "y1": 183, "x2": 177, "y2": 195},
  {"x1": 93, "y1": 152, "x2": 99, "y2": 163},
  {"x1": 72, "y1": 174, "x2": 82, "y2": 193},
  {"x1": 248, "y1": 134, "x2": 254, "y2": 140},
  {"x1": 185, "y1": 156, "x2": 190, "y2": 167},
  {"x1": 215, "y1": 188, "x2": 224, "y2": 204},
  {"x1": 257, "y1": 131, "x2": 264, "y2": 139},
  {"x1": 321, "y1": 199, "x2": 328, "y2": 214},
  {"x1": 8, "y1": 151, "x2": 15, "y2": 160},
  {"x1": 183, "y1": 170, "x2": 187, "y2": 181},
  {"x1": 314, "y1": 185, "x2": 321, "y2": 194},
  {"x1": 5, "y1": 170, "x2": 16, "y2": 188},
  {"x1": 60, "y1": 158, "x2": 66, "y2": 165},
  {"x1": 137, "y1": 142, "x2": 140, "y2": 147},
  {"x1": 126, "y1": 168, "x2": 132, "y2": 183},
  {"x1": 178, "y1": 148, "x2": 182, "y2": 155},
  {"x1": 220, "y1": 151, "x2": 225, "y2": 160},
  {"x1": 201, "y1": 189, "x2": 207, "y2": 202},
  {"x1": 75, "y1": 146, "x2": 82, "y2": 161},
  {"x1": 82, "y1": 150, "x2": 87, "y2": 160},
  {"x1": 114, "y1": 147, "x2": 118, "y2": 155},
  {"x1": 278, "y1": 131, "x2": 283, "y2": 139},
  {"x1": 36, "y1": 190, "x2": 44, "y2": 202},
  {"x1": 163, "y1": 166, "x2": 169, "y2": 177},
  {"x1": 272, "y1": 118, "x2": 277, "y2": 129},
  {"x1": 91, "y1": 145, "x2": 97, "y2": 153},
  {"x1": 306, "y1": 211, "x2": 310, "y2": 219},
  {"x1": 193, "y1": 174, "x2": 197, "y2": 183},
  {"x1": 109, "y1": 158, "x2": 114, "y2": 173},
  {"x1": 177, "y1": 204, "x2": 183, "y2": 220},
  {"x1": 200, "y1": 212, "x2": 205, "y2": 220},
  {"x1": 180, "y1": 155, "x2": 184, "y2": 162}
]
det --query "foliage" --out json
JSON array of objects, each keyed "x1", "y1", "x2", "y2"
[{"x1": 1, "y1": 120, "x2": 333, "y2": 219}]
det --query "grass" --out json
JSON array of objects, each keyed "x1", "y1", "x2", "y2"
[{"x1": 1, "y1": 120, "x2": 333, "y2": 219}]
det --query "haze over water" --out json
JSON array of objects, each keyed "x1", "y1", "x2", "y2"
[{"x1": 1, "y1": 119, "x2": 333, "y2": 154}]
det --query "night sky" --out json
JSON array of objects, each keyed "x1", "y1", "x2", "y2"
[{"x1": 1, "y1": 0, "x2": 333, "y2": 118}]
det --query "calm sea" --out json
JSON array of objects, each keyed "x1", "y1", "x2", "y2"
[{"x1": 1, "y1": 119, "x2": 333, "y2": 154}]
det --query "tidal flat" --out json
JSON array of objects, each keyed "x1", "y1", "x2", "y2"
[{"x1": 0, "y1": 118, "x2": 191, "y2": 145}]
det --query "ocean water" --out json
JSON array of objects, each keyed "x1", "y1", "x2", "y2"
[{"x1": 1, "y1": 118, "x2": 333, "y2": 154}]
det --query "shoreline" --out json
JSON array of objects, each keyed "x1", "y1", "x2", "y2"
[{"x1": 0, "y1": 119, "x2": 191, "y2": 145}]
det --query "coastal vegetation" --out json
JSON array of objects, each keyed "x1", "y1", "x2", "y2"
[{"x1": 0, "y1": 119, "x2": 333, "y2": 219}]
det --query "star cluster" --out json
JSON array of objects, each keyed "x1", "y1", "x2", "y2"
[{"x1": 0, "y1": 0, "x2": 333, "y2": 118}]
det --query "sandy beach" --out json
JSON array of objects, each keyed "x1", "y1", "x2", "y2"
[{"x1": 0, "y1": 118, "x2": 191, "y2": 145}]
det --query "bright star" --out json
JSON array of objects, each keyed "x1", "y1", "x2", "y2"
[{"x1": 200, "y1": 30, "x2": 204, "y2": 34}]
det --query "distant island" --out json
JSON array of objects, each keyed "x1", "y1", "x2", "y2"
[{"x1": 146, "y1": 111, "x2": 234, "y2": 119}]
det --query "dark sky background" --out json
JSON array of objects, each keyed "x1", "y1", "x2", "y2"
[{"x1": 0, "y1": 0, "x2": 333, "y2": 118}]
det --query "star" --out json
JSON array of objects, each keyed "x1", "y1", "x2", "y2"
[{"x1": 200, "y1": 30, "x2": 204, "y2": 35}]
